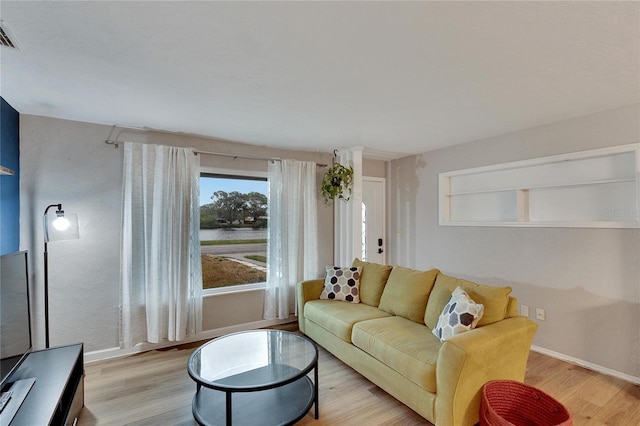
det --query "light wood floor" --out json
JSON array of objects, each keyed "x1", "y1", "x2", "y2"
[{"x1": 77, "y1": 330, "x2": 639, "y2": 426}]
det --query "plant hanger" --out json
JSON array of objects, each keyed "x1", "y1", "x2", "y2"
[{"x1": 321, "y1": 150, "x2": 354, "y2": 205}]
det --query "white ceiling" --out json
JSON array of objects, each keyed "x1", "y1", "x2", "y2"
[{"x1": 1, "y1": 1, "x2": 638, "y2": 159}]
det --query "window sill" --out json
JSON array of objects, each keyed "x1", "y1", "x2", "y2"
[{"x1": 203, "y1": 282, "x2": 266, "y2": 297}]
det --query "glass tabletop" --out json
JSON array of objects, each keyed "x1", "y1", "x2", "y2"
[{"x1": 187, "y1": 330, "x2": 317, "y2": 392}]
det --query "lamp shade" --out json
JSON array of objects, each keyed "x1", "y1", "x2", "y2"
[{"x1": 44, "y1": 212, "x2": 79, "y2": 242}]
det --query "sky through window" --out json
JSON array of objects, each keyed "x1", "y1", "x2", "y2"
[{"x1": 200, "y1": 177, "x2": 268, "y2": 206}]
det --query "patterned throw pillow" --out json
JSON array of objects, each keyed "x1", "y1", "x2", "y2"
[
  {"x1": 319, "y1": 266, "x2": 362, "y2": 303},
  {"x1": 432, "y1": 286, "x2": 484, "y2": 342}
]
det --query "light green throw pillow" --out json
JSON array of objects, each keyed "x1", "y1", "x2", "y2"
[
  {"x1": 352, "y1": 258, "x2": 393, "y2": 307},
  {"x1": 424, "y1": 274, "x2": 512, "y2": 329},
  {"x1": 378, "y1": 266, "x2": 439, "y2": 323}
]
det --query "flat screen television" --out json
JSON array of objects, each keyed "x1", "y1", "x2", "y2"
[{"x1": 0, "y1": 250, "x2": 32, "y2": 391}]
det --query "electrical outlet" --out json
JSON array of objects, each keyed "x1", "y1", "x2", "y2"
[
  {"x1": 520, "y1": 305, "x2": 529, "y2": 317},
  {"x1": 535, "y1": 308, "x2": 545, "y2": 321}
]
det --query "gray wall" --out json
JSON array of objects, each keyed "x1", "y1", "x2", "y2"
[
  {"x1": 19, "y1": 115, "x2": 385, "y2": 353},
  {"x1": 387, "y1": 104, "x2": 640, "y2": 378}
]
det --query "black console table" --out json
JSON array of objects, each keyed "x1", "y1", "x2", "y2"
[{"x1": 3, "y1": 343, "x2": 84, "y2": 426}]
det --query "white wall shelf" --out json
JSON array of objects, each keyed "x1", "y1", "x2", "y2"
[{"x1": 439, "y1": 143, "x2": 640, "y2": 228}]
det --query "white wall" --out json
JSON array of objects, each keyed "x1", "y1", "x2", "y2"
[
  {"x1": 388, "y1": 104, "x2": 640, "y2": 379},
  {"x1": 19, "y1": 115, "x2": 383, "y2": 353}
]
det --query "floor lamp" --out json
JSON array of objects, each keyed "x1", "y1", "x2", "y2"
[{"x1": 43, "y1": 204, "x2": 79, "y2": 348}]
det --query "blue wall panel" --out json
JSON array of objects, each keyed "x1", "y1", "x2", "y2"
[{"x1": 1, "y1": 97, "x2": 20, "y2": 254}]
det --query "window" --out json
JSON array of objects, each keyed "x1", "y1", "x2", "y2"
[{"x1": 200, "y1": 172, "x2": 268, "y2": 291}]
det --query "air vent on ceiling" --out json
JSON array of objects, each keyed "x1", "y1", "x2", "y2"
[{"x1": 0, "y1": 21, "x2": 18, "y2": 49}]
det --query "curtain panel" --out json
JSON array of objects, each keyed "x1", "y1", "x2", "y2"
[
  {"x1": 265, "y1": 159, "x2": 319, "y2": 320},
  {"x1": 121, "y1": 142, "x2": 202, "y2": 347},
  {"x1": 334, "y1": 147, "x2": 363, "y2": 264}
]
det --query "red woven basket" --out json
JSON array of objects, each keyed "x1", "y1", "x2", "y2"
[{"x1": 480, "y1": 380, "x2": 572, "y2": 426}]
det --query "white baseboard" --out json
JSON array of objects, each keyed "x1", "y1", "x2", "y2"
[
  {"x1": 84, "y1": 317, "x2": 296, "y2": 363},
  {"x1": 531, "y1": 345, "x2": 640, "y2": 385}
]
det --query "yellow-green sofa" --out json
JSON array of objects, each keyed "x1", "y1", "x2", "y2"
[{"x1": 297, "y1": 260, "x2": 538, "y2": 426}]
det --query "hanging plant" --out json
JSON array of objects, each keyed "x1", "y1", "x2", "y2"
[{"x1": 321, "y1": 161, "x2": 354, "y2": 205}]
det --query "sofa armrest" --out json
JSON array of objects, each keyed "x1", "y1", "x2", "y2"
[
  {"x1": 296, "y1": 279, "x2": 324, "y2": 333},
  {"x1": 436, "y1": 316, "x2": 538, "y2": 426}
]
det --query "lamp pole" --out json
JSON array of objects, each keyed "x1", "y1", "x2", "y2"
[{"x1": 43, "y1": 203, "x2": 62, "y2": 349}]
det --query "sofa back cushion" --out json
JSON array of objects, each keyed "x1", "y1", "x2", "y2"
[
  {"x1": 506, "y1": 296, "x2": 519, "y2": 318},
  {"x1": 378, "y1": 266, "x2": 439, "y2": 323},
  {"x1": 352, "y1": 258, "x2": 393, "y2": 307},
  {"x1": 424, "y1": 274, "x2": 512, "y2": 329}
]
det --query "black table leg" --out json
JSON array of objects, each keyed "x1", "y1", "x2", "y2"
[
  {"x1": 226, "y1": 391, "x2": 232, "y2": 426},
  {"x1": 314, "y1": 361, "x2": 319, "y2": 419}
]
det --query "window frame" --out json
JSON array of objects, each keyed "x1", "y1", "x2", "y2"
[{"x1": 199, "y1": 167, "x2": 268, "y2": 296}]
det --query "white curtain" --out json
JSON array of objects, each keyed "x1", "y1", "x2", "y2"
[
  {"x1": 121, "y1": 142, "x2": 202, "y2": 347},
  {"x1": 265, "y1": 159, "x2": 319, "y2": 320},
  {"x1": 334, "y1": 147, "x2": 363, "y2": 264}
]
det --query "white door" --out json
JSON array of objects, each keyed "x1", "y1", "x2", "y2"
[{"x1": 362, "y1": 178, "x2": 385, "y2": 264}]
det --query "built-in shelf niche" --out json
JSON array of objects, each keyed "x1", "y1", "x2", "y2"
[{"x1": 439, "y1": 143, "x2": 640, "y2": 228}]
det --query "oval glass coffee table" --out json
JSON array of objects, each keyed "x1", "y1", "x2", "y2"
[{"x1": 187, "y1": 330, "x2": 318, "y2": 426}]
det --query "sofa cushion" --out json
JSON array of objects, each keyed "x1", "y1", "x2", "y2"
[
  {"x1": 351, "y1": 316, "x2": 441, "y2": 392},
  {"x1": 303, "y1": 300, "x2": 391, "y2": 343},
  {"x1": 378, "y1": 266, "x2": 439, "y2": 323},
  {"x1": 352, "y1": 258, "x2": 392, "y2": 307},
  {"x1": 432, "y1": 286, "x2": 484, "y2": 342},
  {"x1": 425, "y1": 274, "x2": 512, "y2": 329},
  {"x1": 319, "y1": 266, "x2": 362, "y2": 303}
]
